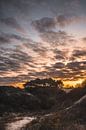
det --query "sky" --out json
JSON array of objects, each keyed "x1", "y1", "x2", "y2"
[{"x1": 0, "y1": 0, "x2": 86, "y2": 87}]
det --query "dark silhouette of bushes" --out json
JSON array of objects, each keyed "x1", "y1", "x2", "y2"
[
  {"x1": 0, "y1": 86, "x2": 40, "y2": 114},
  {"x1": 24, "y1": 78, "x2": 63, "y2": 89}
]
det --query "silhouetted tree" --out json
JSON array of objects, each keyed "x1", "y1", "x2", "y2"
[
  {"x1": 56, "y1": 80, "x2": 64, "y2": 89},
  {"x1": 24, "y1": 78, "x2": 64, "y2": 89}
]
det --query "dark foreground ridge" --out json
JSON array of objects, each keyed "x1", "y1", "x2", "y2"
[
  {"x1": 0, "y1": 86, "x2": 40, "y2": 114},
  {"x1": 0, "y1": 78, "x2": 86, "y2": 130}
]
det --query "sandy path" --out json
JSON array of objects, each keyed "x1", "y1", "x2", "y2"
[{"x1": 6, "y1": 116, "x2": 35, "y2": 130}]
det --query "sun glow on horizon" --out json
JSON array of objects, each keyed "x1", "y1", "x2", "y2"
[
  {"x1": 13, "y1": 78, "x2": 86, "y2": 89},
  {"x1": 10, "y1": 82, "x2": 26, "y2": 89},
  {"x1": 63, "y1": 79, "x2": 85, "y2": 88}
]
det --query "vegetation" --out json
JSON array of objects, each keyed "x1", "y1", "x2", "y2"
[
  {"x1": 0, "y1": 78, "x2": 86, "y2": 130},
  {"x1": 24, "y1": 78, "x2": 63, "y2": 88},
  {"x1": 0, "y1": 86, "x2": 40, "y2": 114}
]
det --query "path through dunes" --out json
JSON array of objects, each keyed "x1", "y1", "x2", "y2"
[{"x1": 6, "y1": 116, "x2": 35, "y2": 130}]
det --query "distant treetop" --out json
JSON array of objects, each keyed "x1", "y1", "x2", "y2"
[{"x1": 24, "y1": 78, "x2": 64, "y2": 89}]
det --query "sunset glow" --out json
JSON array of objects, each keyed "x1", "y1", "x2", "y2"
[
  {"x1": 0, "y1": 0, "x2": 86, "y2": 87},
  {"x1": 11, "y1": 82, "x2": 25, "y2": 89},
  {"x1": 63, "y1": 79, "x2": 85, "y2": 88}
]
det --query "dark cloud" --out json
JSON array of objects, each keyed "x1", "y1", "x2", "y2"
[
  {"x1": 8, "y1": 34, "x2": 28, "y2": 41},
  {"x1": 31, "y1": 17, "x2": 56, "y2": 32},
  {"x1": 66, "y1": 61, "x2": 86, "y2": 71},
  {"x1": 0, "y1": 32, "x2": 85, "y2": 84},
  {"x1": 24, "y1": 42, "x2": 48, "y2": 57},
  {"x1": 56, "y1": 15, "x2": 74, "y2": 27},
  {"x1": 0, "y1": 0, "x2": 86, "y2": 84},
  {"x1": 0, "y1": 35, "x2": 10, "y2": 44},
  {"x1": 0, "y1": 76, "x2": 26, "y2": 84},
  {"x1": 72, "y1": 50, "x2": 86, "y2": 58},
  {"x1": 0, "y1": 55, "x2": 20, "y2": 72},
  {"x1": 56, "y1": 15, "x2": 69, "y2": 27},
  {"x1": 55, "y1": 15, "x2": 83, "y2": 27},
  {"x1": 33, "y1": 65, "x2": 66, "y2": 78},
  {"x1": 55, "y1": 55, "x2": 65, "y2": 60},
  {"x1": 40, "y1": 31, "x2": 72, "y2": 45},
  {"x1": 0, "y1": 17, "x2": 25, "y2": 33},
  {"x1": 53, "y1": 49, "x2": 65, "y2": 60},
  {"x1": 31, "y1": 15, "x2": 84, "y2": 33},
  {"x1": 53, "y1": 62, "x2": 65, "y2": 69},
  {"x1": 28, "y1": 71, "x2": 48, "y2": 79},
  {"x1": 9, "y1": 49, "x2": 34, "y2": 64},
  {"x1": 0, "y1": 46, "x2": 35, "y2": 77},
  {"x1": 0, "y1": 33, "x2": 29, "y2": 46},
  {"x1": 48, "y1": 70, "x2": 65, "y2": 78},
  {"x1": 70, "y1": 49, "x2": 86, "y2": 61},
  {"x1": 43, "y1": 60, "x2": 86, "y2": 80}
]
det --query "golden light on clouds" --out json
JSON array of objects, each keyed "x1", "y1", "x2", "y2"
[{"x1": 0, "y1": 0, "x2": 86, "y2": 87}]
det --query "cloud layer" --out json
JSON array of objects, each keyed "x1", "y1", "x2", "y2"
[
  {"x1": 0, "y1": 0, "x2": 86, "y2": 85},
  {"x1": 0, "y1": 33, "x2": 86, "y2": 84}
]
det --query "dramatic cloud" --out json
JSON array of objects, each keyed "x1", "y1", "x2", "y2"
[
  {"x1": 31, "y1": 17, "x2": 56, "y2": 32},
  {"x1": 40, "y1": 31, "x2": 72, "y2": 46},
  {"x1": 66, "y1": 61, "x2": 86, "y2": 71},
  {"x1": 0, "y1": 17, "x2": 25, "y2": 33},
  {"x1": 54, "y1": 49, "x2": 65, "y2": 60},
  {"x1": 0, "y1": 33, "x2": 30, "y2": 47},
  {"x1": 31, "y1": 15, "x2": 86, "y2": 33},
  {"x1": 0, "y1": 35, "x2": 10, "y2": 44},
  {"x1": 70, "y1": 49, "x2": 86, "y2": 61},
  {"x1": 56, "y1": 14, "x2": 86, "y2": 27},
  {"x1": 0, "y1": 0, "x2": 86, "y2": 85},
  {"x1": 72, "y1": 49, "x2": 86, "y2": 58}
]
